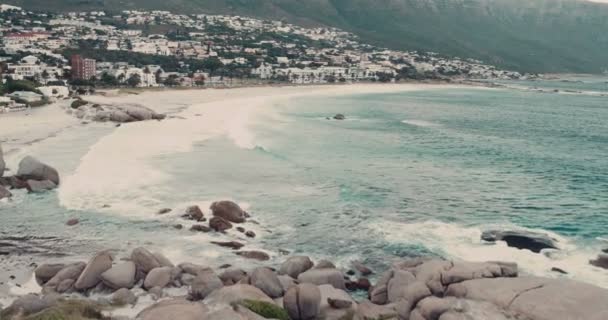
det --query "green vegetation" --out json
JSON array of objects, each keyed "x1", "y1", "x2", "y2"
[
  {"x1": 238, "y1": 299, "x2": 289, "y2": 320},
  {"x1": 24, "y1": 300, "x2": 105, "y2": 320},
  {"x1": 7, "y1": 0, "x2": 608, "y2": 73},
  {"x1": 2, "y1": 78, "x2": 41, "y2": 94}
]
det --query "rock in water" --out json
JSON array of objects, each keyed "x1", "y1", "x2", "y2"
[
  {"x1": 0, "y1": 143, "x2": 5, "y2": 177},
  {"x1": 590, "y1": 254, "x2": 608, "y2": 269},
  {"x1": 235, "y1": 251, "x2": 270, "y2": 261},
  {"x1": 205, "y1": 284, "x2": 274, "y2": 305},
  {"x1": 17, "y1": 156, "x2": 60, "y2": 185},
  {"x1": 209, "y1": 216, "x2": 232, "y2": 232},
  {"x1": 112, "y1": 288, "x2": 137, "y2": 305},
  {"x1": 0, "y1": 185, "x2": 12, "y2": 200},
  {"x1": 481, "y1": 230, "x2": 558, "y2": 253},
  {"x1": 333, "y1": 114, "x2": 346, "y2": 120},
  {"x1": 210, "y1": 200, "x2": 246, "y2": 223},
  {"x1": 183, "y1": 205, "x2": 204, "y2": 221},
  {"x1": 25, "y1": 179, "x2": 57, "y2": 193},
  {"x1": 284, "y1": 283, "x2": 322, "y2": 320},
  {"x1": 75, "y1": 250, "x2": 113, "y2": 290}
]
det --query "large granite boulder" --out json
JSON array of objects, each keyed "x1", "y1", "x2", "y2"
[
  {"x1": 74, "y1": 250, "x2": 113, "y2": 290},
  {"x1": 35, "y1": 263, "x2": 66, "y2": 285},
  {"x1": 112, "y1": 288, "x2": 137, "y2": 305},
  {"x1": 179, "y1": 262, "x2": 212, "y2": 276},
  {"x1": 297, "y1": 268, "x2": 346, "y2": 290},
  {"x1": 219, "y1": 267, "x2": 247, "y2": 285},
  {"x1": 280, "y1": 256, "x2": 314, "y2": 278},
  {"x1": 204, "y1": 284, "x2": 274, "y2": 306},
  {"x1": 131, "y1": 247, "x2": 161, "y2": 273},
  {"x1": 210, "y1": 200, "x2": 246, "y2": 223},
  {"x1": 101, "y1": 261, "x2": 136, "y2": 289},
  {"x1": 481, "y1": 230, "x2": 558, "y2": 253},
  {"x1": 209, "y1": 216, "x2": 233, "y2": 232},
  {"x1": 144, "y1": 267, "x2": 174, "y2": 290},
  {"x1": 283, "y1": 283, "x2": 322, "y2": 320},
  {"x1": 17, "y1": 156, "x2": 60, "y2": 185},
  {"x1": 250, "y1": 267, "x2": 284, "y2": 298},
  {"x1": 318, "y1": 284, "x2": 356, "y2": 320},
  {"x1": 189, "y1": 270, "x2": 223, "y2": 300},
  {"x1": 44, "y1": 262, "x2": 86, "y2": 289},
  {"x1": 136, "y1": 299, "x2": 208, "y2": 320},
  {"x1": 445, "y1": 277, "x2": 608, "y2": 320}
]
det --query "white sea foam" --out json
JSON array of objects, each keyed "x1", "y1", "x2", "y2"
[
  {"x1": 401, "y1": 119, "x2": 441, "y2": 127},
  {"x1": 369, "y1": 220, "x2": 608, "y2": 288}
]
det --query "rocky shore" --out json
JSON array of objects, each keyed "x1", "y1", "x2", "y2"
[{"x1": 2, "y1": 244, "x2": 608, "y2": 320}]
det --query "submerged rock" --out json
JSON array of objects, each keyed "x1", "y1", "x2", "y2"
[
  {"x1": 235, "y1": 251, "x2": 270, "y2": 261},
  {"x1": 333, "y1": 114, "x2": 346, "y2": 120},
  {"x1": 183, "y1": 205, "x2": 204, "y2": 221},
  {"x1": 17, "y1": 156, "x2": 60, "y2": 185},
  {"x1": 481, "y1": 230, "x2": 558, "y2": 253}
]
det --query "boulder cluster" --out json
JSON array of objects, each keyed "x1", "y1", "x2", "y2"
[
  {"x1": 0, "y1": 152, "x2": 60, "y2": 198},
  {"x1": 3, "y1": 247, "x2": 608, "y2": 320},
  {"x1": 68, "y1": 101, "x2": 166, "y2": 123}
]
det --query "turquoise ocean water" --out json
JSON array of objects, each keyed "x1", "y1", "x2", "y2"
[{"x1": 1, "y1": 78, "x2": 607, "y2": 288}]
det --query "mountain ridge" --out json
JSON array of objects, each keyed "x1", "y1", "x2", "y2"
[{"x1": 4, "y1": 0, "x2": 608, "y2": 73}]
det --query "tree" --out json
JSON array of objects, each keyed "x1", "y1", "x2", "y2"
[
  {"x1": 126, "y1": 73, "x2": 141, "y2": 87},
  {"x1": 163, "y1": 74, "x2": 179, "y2": 87},
  {"x1": 100, "y1": 72, "x2": 118, "y2": 86}
]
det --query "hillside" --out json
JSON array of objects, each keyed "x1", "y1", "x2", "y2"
[{"x1": 5, "y1": 0, "x2": 608, "y2": 73}]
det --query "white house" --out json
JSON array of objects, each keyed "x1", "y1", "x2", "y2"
[{"x1": 38, "y1": 86, "x2": 69, "y2": 98}]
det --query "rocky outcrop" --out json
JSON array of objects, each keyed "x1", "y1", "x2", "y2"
[
  {"x1": 481, "y1": 230, "x2": 558, "y2": 253},
  {"x1": 72, "y1": 103, "x2": 166, "y2": 124},
  {"x1": 333, "y1": 114, "x2": 346, "y2": 120},
  {"x1": 18, "y1": 248, "x2": 608, "y2": 320},
  {"x1": 210, "y1": 200, "x2": 247, "y2": 223}
]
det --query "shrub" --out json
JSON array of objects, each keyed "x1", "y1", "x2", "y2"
[{"x1": 239, "y1": 300, "x2": 289, "y2": 320}]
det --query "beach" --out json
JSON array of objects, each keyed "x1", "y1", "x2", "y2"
[{"x1": 1, "y1": 81, "x2": 607, "y2": 319}]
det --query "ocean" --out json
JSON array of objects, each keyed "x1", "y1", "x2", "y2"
[{"x1": 1, "y1": 78, "x2": 607, "y2": 292}]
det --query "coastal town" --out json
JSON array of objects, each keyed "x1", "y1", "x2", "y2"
[{"x1": 0, "y1": 3, "x2": 528, "y2": 112}]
